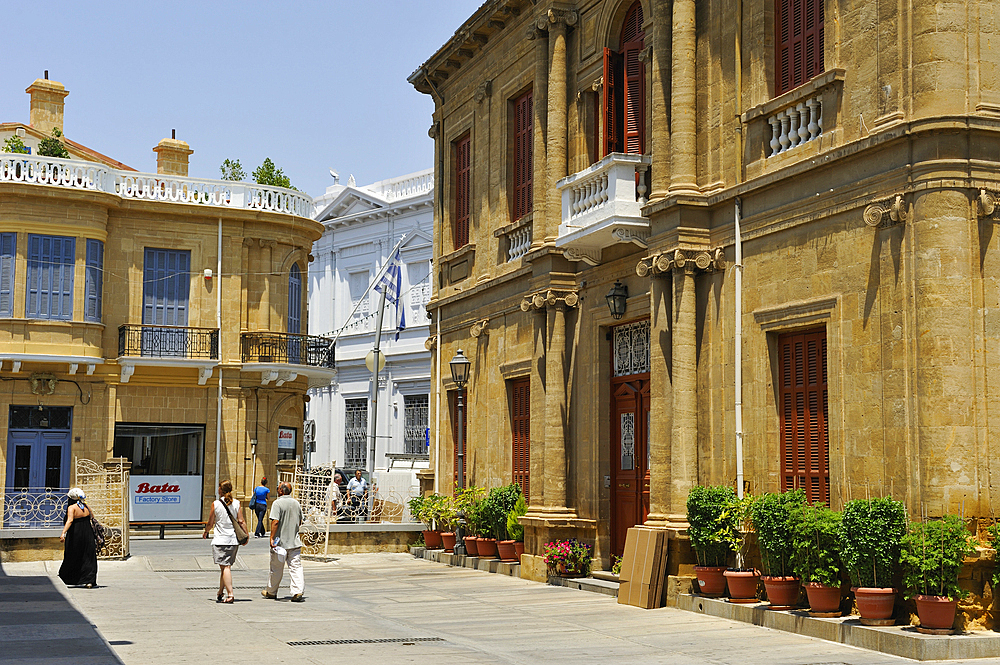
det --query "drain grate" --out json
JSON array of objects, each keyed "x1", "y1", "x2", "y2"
[{"x1": 288, "y1": 637, "x2": 444, "y2": 646}]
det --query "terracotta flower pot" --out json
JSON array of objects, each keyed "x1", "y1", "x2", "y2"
[
  {"x1": 804, "y1": 582, "x2": 842, "y2": 614},
  {"x1": 514, "y1": 541, "x2": 524, "y2": 560},
  {"x1": 478, "y1": 537, "x2": 498, "y2": 558},
  {"x1": 723, "y1": 569, "x2": 760, "y2": 601},
  {"x1": 423, "y1": 530, "x2": 443, "y2": 549},
  {"x1": 914, "y1": 595, "x2": 957, "y2": 630},
  {"x1": 694, "y1": 566, "x2": 728, "y2": 597},
  {"x1": 497, "y1": 540, "x2": 518, "y2": 562},
  {"x1": 854, "y1": 587, "x2": 896, "y2": 624},
  {"x1": 441, "y1": 531, "x2": 457, "y2": 553},
  {"x1": 464, "y1": 536, "x2": 480, "y2": 557},
  {"x1": 761, "y1": 576, "x2": 801, "y2": 608}
]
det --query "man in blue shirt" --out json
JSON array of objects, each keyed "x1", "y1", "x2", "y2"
[
  {"x1": 346, "y1": 470, "x2": 367, "y2": 521},
  {"x1": 251, "y1": 477, "x2": 270, "y2": 538}
]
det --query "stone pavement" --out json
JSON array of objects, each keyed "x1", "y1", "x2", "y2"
[{"x1": 4, "y1": 537, "x2": 1000, "y2": 665}]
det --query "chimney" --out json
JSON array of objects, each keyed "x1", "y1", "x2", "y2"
[
  {"x1": 152, "y1": 132, "x2": 193, "y2": 177},
  {"x1": 26, "y1": 77, "x2": 69, "y2": 136}
]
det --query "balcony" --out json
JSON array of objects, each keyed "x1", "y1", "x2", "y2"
[
  {"x1": 117, "y1": 324, "x2": 219, "y2": 384},
  {"x1": 240, "y1": 332, "x2": 336, "y2": 386},
  {"x1": 555, "y1": 153, "x2": 652, "y2": 265},
  {"x1": 0, "y1": 154, "x2": 312, "y2": 218}
]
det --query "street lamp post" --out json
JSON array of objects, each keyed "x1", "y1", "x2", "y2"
[{"x1": 449, "y1": 348, "x2": 471, "y2": 556}]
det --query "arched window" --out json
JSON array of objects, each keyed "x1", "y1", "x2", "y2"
[
  {"x1": 604, "y1": 1, "x2": 645, "y2": 156},
  {"x1": 288, "y1": 263, "x2": 301, "y2": 334}
]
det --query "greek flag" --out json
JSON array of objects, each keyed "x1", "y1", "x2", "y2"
[{"x1": 375, "y1": 249, "x2": 405, "y2": 341}]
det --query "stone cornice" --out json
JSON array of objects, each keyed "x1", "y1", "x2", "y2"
[{"x1": 635, "y1": 248, "x2": 725, "y2": 278}]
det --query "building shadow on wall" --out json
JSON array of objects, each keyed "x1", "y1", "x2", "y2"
[{"x1": 0, "y1": 562, "x2": 124, "y2": 664}]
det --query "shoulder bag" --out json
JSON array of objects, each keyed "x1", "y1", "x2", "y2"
[
  {"x1": 220, "y1": 500, "x2": 250, "y2": 545},
  {"x1": 84, "y1": 503, "x2": 108, "y2": 550}
]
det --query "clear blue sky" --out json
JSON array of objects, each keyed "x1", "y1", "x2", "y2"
[{"x1": 0, "y1": 1, "x2": 481, "y2": 198}]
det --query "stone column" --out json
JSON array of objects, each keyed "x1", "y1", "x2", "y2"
[
  {"x1": 648, "y1": 0, "x2": 672, "y2": 201},
  {"x1": 544, "y1": 9, "x2": 577, "y2": 243},
  {"x1": 668, "y1": 259, "x2": 698, "y2": 523},
  {"x1": 544, "y1": 302, "x2": 568, "y2": 508},
  {"x1": 528, "y1": 25, "x2": 548, "y2": 250},
  {"x1": 645, "y1": 272, "x2": 672, "y2": 525},
  {"x1": 529, "y1": 308, "x2": 547, "y2": 509},
  {"x1": 669, "y1": 0, "x2": 698, "y2": 195}
]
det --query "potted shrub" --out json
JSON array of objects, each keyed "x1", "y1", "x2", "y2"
[
  {"x1": 901, "y1": 514, "x2": 975, "y2": 631},
  {"x1": 753, "y1": 489, "x2": 806, "y2": 608},
  {"x1": 686, "y1": 484, "x2": 736, "y2": 597},
  {"x1": 419, "y1": 494, "x2": 444, "y2": 549},
  {"x1": 438, "y1": 494, "x2": 458, "y2": 553},
  {"x1": 544, "y1": 538, "x2": 592, "y2": 578},
  {"x1": 506, "y1": 492, "x2": 527, "y2": 561},
  {"x1": 457, "y1": 485, "x2": 486, "y2": 557},
  {"x1": 791, "y1": 503, "x2": 844, "y2": 614},
  {"x1": 490, "y1": 484, "x2": 523, "y2": 562},
  {"x1": 408, "y1": 495, "x2": 434, "y2": 548},
  {"x1": 719, "y1": 494, "x2": 759, "y2": 601},
  {"x1": 840, "y1": 497, "x2": 908, "y2": 624}
]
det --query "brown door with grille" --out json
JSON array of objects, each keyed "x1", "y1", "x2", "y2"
[
  {"x1": 778, "y1": 329, "x2": 829, "y2": 504},
  {"x1": 510, "y1": 378, "x2": 530, "y2": 502},
  {"x1": 611, "y1": 377, "x2": 650, "y2": 557}
]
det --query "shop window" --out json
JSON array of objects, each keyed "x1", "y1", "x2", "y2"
[
  {"x1": 278, "y1": 426, "x2": 297, "y2": 461},
  {"x1": 113, "y1": 424, "x2": 205, "y2": 477},
  {"x1": 512, "y1": 89, "x2": 533, "y2": 221},
  {"x1": 777, "y1": 329, "x2": 830, "y2": 504},
  {"x1": 453, "y1": 132, "x2": 471, "y2": 249},
  {"x1": 775, "y1": 0, "x2": 825, "y2": 96},
  {"x1": 85, "y1": 239, "x2": 103, "y2": 323},
  {"x1": 26, "y1": 234, "x2": 75, "y2": 320}
]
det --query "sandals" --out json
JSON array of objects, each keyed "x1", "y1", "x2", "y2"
[
  {"x1": 217, "y1": 592, "x2": 224, "y2": 603},
  {"x1": 222, "y1": 596, "x2": 235, "y2": 604}
]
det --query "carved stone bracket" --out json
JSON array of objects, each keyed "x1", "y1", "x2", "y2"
[
  {"x1": 635, "y1": 248, "x2": 726, "y2": 278},
  {"x1": 424, "y1": 334, "x2": 438, "y2": 351},
  {"x1": 564, "y1": 247, "x2": 602, "y2": 265},
  {"x1": 547, "y1": 8, "x2": 578, "y2": 27},
  {"x1": 428, "y1": 122, "x2": 439, "y2": 139},
  {"x1": 525, "y1": 24, "x2": 546, "y2": 40},
  {"x1": 863, "y1": 194, "x2": 907, "y2": 228},
  {"x1": 612, "y1": 228, "x2": 649, "y2": 248},
  {"x1": 470, "y1": 318, "x2": 490, "y2": 338},
  {"x1": 475, "y1": 80, "x2": 492, "y2": 103},
  {"x1": 520, "y1": 289, "x2": 580, "y2": 311},
  {"x1": 978, "y1": 189, "x2": 1000, "y2": 221}
]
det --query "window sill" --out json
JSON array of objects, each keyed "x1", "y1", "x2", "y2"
[{"x1": 493, "y1": 212, "x2": 533, "y2": 238}]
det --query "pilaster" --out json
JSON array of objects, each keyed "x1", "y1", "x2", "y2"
[
  {"x1": 527, "y1": 24, "x2": 548, "y2": 250},
  {"x1": 543, "y1": 7, "x2": 578, "y2": 243},
  {"x1": 669, "y1": 0, "x2": 698, "y2": 195},
  {"x1": 648, "y1": 0, "x2": 671, "y2": 201}
]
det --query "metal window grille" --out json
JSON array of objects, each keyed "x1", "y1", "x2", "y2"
[
  {"x1": 344, "y1": 399, "x2": 368, "y2": 470},
  {"x1": 403, "y1": 394, "x2": 429, "y2": 454},
  {"x1": 613, "y1": 320, "x2": 650, "y2": 377}
]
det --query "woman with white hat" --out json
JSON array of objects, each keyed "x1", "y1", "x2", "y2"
[{"x1": 58, "y1": 488, "x2": 98, "y2": 588}]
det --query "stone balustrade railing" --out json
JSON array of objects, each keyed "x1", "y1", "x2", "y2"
[
  {"x1": 767, "y1": 95, "x2": 823, "y2": 157},
  {"x1": 0, "y1": 153, "x2": 312, "y2": 217},
  {"x1": 367, "y1": 170, "x2": 434, "y2": 202},
  {"x1": 558, "y1": 153, "x2": 650, "y2": 232},
  {"x1": 505, "y1": 223, "x2": 532, "y2": 262}
]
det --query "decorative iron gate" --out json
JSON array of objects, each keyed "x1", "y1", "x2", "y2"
[{"x1": 75, "y1": 458, "x2": 129, "y2": 560}]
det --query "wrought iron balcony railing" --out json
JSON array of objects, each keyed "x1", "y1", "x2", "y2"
[
  {"x1": 118, "y1": 324, "x2": 219, "y2": 359},
  {"x1": 240, "y1": 332, "x2": 335, "y2": 368},
  {"x1": 2, "y1": 487, "x2": 69, "y2": 528}
]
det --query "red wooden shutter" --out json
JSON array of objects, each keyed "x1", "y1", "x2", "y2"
[
  {"x1": 775, "y1": 0, "x2": 825, "y2": 96},
  {"x1": 621, "y1": 2, "x2": 645, "y2": 154},
  {"x1": 513, "y1": 90, "x2": 533, "y2": 221},
  {"x1": 450, "y1": 389, "x2": 467, "y2": 490},
  {"x1": 453, "y1": 133, "x2": 471, "y2": 249},
  {"x1": 511, "y1": 378, "x2": 530, "y2": 502},
  {"x1": 603, "y1": 47, "x2": 624, "y2": 156},
  {"x1": 778, "y1": 330, "x2": 829, "y2": 504}
]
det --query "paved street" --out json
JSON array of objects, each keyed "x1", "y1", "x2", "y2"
[{"x1": 3, "y1": 538, "x2": 1000, "y2": 665}]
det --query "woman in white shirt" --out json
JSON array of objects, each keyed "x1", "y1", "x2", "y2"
[{"x1": 202, "y1": 479, "x2": 247, "y2": 603}]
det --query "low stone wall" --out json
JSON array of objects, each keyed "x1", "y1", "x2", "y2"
[
  {"x1": 0, "y1": 530, "x2": 63, "y2": 563},
  {"x1": 300, "y1": 523, "x2": 422, "y2": 556}
]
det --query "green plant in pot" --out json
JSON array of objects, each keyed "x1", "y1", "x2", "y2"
[
  {"x1": 506, "y1": 492, "x2": 527, "y2": 561},
  {"x1": 839, "y1": 497, "x2": 907, "y2": 625},
  {"x1": 417, "y1": 494, "x2": 444, "y2": 549},
  {"x1": 456, "y1": 485, "x2": 486, "y2": 556},
  {"x1": 791, "y1": 503, "x2": 844, "y2": 614},
  {"x1": 901, "y1": 514, "x2": 975, "y2": 631},
  {"x1": 752, "y1": 489, "x2": 806, "y2": 607},
  {"x1": 686, "y1": 485, "x2": 735, "y2": 597},
  {"x1": 438, "y1": 493, "x2": 459, "y2": 553},
  {"x1": 488, "y1": 483, "x2": 523, "y2": 561},
  {"x1": 719, "y1": 494, "x2": 759, "y2": 601}
]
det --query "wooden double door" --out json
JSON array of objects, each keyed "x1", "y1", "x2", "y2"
[{"x1": 610, "y1": 375, "x2": 650, "y2": 557}]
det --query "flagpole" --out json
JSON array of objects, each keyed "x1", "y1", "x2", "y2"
[{"x1": 330, "y1": 233, "x2": 408, "y2": 348}]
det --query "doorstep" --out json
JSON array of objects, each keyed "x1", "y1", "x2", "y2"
[
  {"x1": 409, "y1": 546, "x2": 620, "y2": 598},
  {"x1": 676, "y1": 594, "x2": 1000, "y2": 661}
]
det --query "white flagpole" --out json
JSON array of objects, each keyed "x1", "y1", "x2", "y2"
[{"x1": 735, "y1": 198, "x2": 745, "y2": 499}]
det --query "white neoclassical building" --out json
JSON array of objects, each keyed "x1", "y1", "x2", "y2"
[{"x1": 307, "y1": 169, "x2": 433, "y2": 496}]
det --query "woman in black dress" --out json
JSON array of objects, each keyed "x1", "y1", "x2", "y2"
[{"x1": 58, "y1": 488, "x2": 98, "y2": 588}]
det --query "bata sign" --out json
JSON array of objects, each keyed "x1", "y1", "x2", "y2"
[
  {"x1": 278, "y1": 427, "x2": 295, "y2": 450},
  {"x1": 129, "y1": 475, "x2": 203, "y2": 522}
]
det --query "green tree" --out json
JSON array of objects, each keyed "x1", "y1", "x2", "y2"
[
  {"x1": 252, "y1": 157, "x2": 294, "y2": 189},
  {"x1": 219, "y1": 158, "x2": 246, "y2": 181},
  {"x1": 37, "y1": 127, "x2": 69, "y2": 159},
  {"x1": 2, "y1": 135, "x2": 28, "y2": 154}
]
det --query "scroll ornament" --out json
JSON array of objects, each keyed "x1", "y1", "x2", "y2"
[
  {"x1": 863, "y1": 194, "x2": 907, "y2": 228},
  {"x1": 520, "y1": 289, "x2": 580, "y2": 311},
  {"x1": 635, "y1": 248, "x2": 725, "y2": 277}
]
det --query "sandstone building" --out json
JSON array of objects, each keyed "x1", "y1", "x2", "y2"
[
  {"x1": 411, "y1": 0, "x2": 1000, "y2": 578},
  {"x1": 0, "y1": 78, "x2": 328, "y2": 529}
]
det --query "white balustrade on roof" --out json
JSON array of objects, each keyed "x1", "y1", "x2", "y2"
[
  {"x1": 0, "y1": 153, "x2": 312, "y2": 217},
  {"x1": 362, "y1": 170, "x2": 434, "y2": 202}
]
